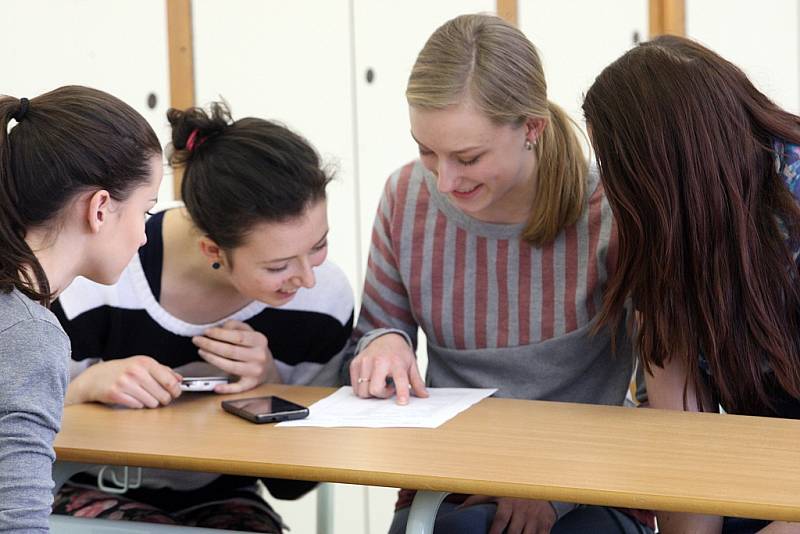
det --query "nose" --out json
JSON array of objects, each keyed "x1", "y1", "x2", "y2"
[
  {"x1": 436, "y1": 160, "x2": 458, "y2": 193},
  {"x1": 293, "y1": 257, "x2": 316, "y2": 289}
]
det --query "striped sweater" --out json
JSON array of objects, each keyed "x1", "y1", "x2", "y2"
[{"x1": 355, "y1": 159, "x2": 634, "y2": 405}]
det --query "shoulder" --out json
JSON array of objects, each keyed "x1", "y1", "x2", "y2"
[
  {"x1": 0, "y1": 291, "x2": 70, "y2": 378},
  {"x1": 382, "y1": 160, "x2": 429, "y2": 203},
  {"x1": 583, "y1": 162, "x2": 615, "y2": 224},
  {"x1": 0, "y1": 290, "x2": 68, "y2": 344},
  {"x1": 277, "y1": 260, "x2": 354, "y2": 326}
]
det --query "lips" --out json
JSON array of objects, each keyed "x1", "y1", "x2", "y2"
[{"x1": 451, "y1": 183, "x2": 482, "y2": 200}]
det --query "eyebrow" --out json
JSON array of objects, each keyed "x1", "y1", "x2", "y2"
[
  {"x1": 410, "y1": 132, "x2": 483, "y2": 156},
  {"x1": 260, "y1": 230, "x2": 329, "y2": 264}
]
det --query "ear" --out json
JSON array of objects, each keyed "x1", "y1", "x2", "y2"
[
  {"x1": 199, "y1": 236, "x2": 224, "y2": 266},
  {"x1": 524, "y1": 117, "x2": 548, "y2": 144},
  {"x1": 86, "y1": 190, "x2": 112, "y2": 234}
]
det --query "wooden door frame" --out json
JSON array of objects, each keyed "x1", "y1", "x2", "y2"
[{"x1": 166, "y1": 0, "x2": 195, "y2": 198}]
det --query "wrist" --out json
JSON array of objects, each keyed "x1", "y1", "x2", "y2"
[{"x1": 65, "y1": 375, "x2": 91, "y2": 405}]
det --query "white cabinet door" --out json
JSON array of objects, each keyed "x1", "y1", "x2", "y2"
[
  {"x1": 193, "y1": 0, "x2": 361, "y2": 297},
  {"x1": 0, "y1": 0, "x2": 173, "y2": 201},
  {"x1": 518, "y1": 0, "x2": 648, "y2": 144},
  {"x1": 352, "y1": 0, "x2": 495, "y2": 270},
  {"x1": 687, "y1": 0, "x2": 799, "y2": 114}
]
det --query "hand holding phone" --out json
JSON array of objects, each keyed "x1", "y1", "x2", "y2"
[
  {"x1": 180, "y1": 376, "x2": 231, "y2": 392},
  {"x1": 221, "y1": 396, "x2": 309, "y2": 424},
  {"x1": 192, "y1": 320, "x2": 281, "y2": 394}
]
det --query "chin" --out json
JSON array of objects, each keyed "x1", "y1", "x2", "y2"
[{"x1": 83, "y1": 268, "x2": 125, "y2": 287}]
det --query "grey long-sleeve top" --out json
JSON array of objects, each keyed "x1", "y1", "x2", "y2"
[{"x1": 0, "y1": 289, "x2": 70, "y2": 533}]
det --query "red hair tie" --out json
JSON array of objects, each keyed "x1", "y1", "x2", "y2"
[{"x1": 186, "y1": 129, "x2": 205, "y2": 152}]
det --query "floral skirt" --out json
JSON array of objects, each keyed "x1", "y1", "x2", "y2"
[{"x1": 53, "y1": 481, "x2": 285, "y2": 532}]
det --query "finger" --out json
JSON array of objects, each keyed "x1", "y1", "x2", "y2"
[
  {"x1": 196, "y1": 329, "x2": 255, "y2": 349},
  {"x1": 408, "y1": 363, "x2": 429, "y2": 398},
  {"x1": 459, "y1": 495, "x2": 494, "y2": 509},
  {"x1": 219, "y1": 320, "x2": 253, "y2": 331},
  {"x1": 368, "y1": 358, "x2": 396, "y2": 399},
  {"x1": 391, "y1": 364, "x2": 412, "y2": 405},
  {"x1": 137, "y1": 370, "x2": 177, "y2": 406},
  {"x1": 150, "y1": 365, "x2": 183, "y2": 399},
  {"x1": 489, "y1": 501, "x2": 513, "y2": 534},
  {"x1": 123, "y1": 381, "x2": 162, "y2": 409},
  {"x1": 348, "y1": 356, "x2": 361, "y2": 392},
  {"x1": 505, "y1": 507, "x2": 528, "y2": 534},
  {"x1": 214, "y1": 377, "x2": 256, "y2": 394},
  {"x1": 107, "y1": 390, "x2": 145, "y2": 409},
  {"x1": 197, "y1": 349, "x2": 250, "y2": 376},
  {"x1": 354, "y1": 356, "x2": 374, "y2": 398},
  {"x1": 193, "y1": 336, "x2": 250, "y2": 362}
]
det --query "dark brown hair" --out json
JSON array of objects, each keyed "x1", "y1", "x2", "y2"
[
  {"x1": 583, "y1": 35, "x2": 800, "y2": 415},
  {"x1": 0, "y1": 86, "x2": 162, "y2": 305},
  {"x1": 167, "y1": 102, "x2": 332, "y2": 250}
]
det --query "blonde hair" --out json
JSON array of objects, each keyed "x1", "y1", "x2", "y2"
[{"x1": 406, "y1": 14, "x2": 586, "y2": 245}]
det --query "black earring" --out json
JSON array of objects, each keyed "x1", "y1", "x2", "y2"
[{"x1": 212, "y1": 262, "x2": 221, "y2": 270}]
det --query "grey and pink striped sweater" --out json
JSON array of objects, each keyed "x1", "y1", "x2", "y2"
[{"x1": 352, "y1": 159, "x2": 634, "y2": 405}]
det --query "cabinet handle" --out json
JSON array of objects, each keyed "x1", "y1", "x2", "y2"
[
  {"x1": 365, "y1": 68, "x2": 375, "y2": 84},
  {"x1": 147, "y1": 92, "x2": 158, "y2": 110}
]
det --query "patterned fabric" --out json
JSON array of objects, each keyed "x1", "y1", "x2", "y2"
[
  {"x1": 53, "y1": 483, "x2": 284, "y2": 532},
  {"x1": 774, "y1": 139, "x2": 800, "y2": 260}
]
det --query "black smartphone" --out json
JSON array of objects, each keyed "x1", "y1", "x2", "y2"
[{"x1": 221, "y1": 396, "x2": 310, "y2": 424}]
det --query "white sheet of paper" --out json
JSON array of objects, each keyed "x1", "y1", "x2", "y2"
[{"x1": 276, "y1": 386, "x2": 496, "y2": 428}]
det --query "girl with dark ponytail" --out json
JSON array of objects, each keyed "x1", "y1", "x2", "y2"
[
  {"x1": 0, "y1": 86, "x2": 162, "y2": 531},
  {"x1": 51, "y1": 102, "x2": 354, "y2": 531}
]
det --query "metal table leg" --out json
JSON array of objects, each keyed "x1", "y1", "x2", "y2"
[{"x1": 405, "y1": 490, "x2": 448, "y2": 534}]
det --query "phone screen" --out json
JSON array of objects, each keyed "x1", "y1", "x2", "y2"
[{"x1": 222, "y1": 395, "x2": 309, "y2": 423}]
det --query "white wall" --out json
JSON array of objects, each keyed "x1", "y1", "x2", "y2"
[
  {"x1": 1, "y1": 0, "x2": 174, "y2": 203},
  {"x1": 686, "y1": 0, "x2": 800, "y2": 114}
]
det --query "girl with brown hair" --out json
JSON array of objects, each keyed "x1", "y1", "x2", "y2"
[
  {"x1": 584, "y1": 35, "x2": 800, "y2": 534},
  {"x1": 0, "y1": 86, "x2": 162, "y2": 531}
]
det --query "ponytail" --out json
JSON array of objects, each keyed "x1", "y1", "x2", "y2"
[
  {"x1": 0, "y1": 97, "x2": 48, "y2": 302},
  {"x1": 522, "y1": 101, "x2": 587, "y2": 245}
]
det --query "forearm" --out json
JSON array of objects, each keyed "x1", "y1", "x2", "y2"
[
  {"x1": 757, "y1": 522, "x2": 800, "y2": 533},
  {"x1": 657, "y1": 511, "x2": 723, "y2": 534}
]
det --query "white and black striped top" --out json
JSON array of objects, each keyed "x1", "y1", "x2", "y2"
[{"x1": 53, "y1": 210, "x2": 354, "y2": 386}]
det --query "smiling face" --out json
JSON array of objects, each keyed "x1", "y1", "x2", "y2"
[
  {"x1": 409, "y1": 99, "x2": 541, "y2": 224},
  {"x1": 220, "y1": 199, "x2": 329, "y2": 306}
]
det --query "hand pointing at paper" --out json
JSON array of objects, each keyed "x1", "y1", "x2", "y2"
[{"x1": 349, "y1": 333, "x2": 428, "y2": 405}]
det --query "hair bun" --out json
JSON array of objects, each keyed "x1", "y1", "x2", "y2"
[{"x1": 166, "y1": 102, "x2": 231, "y2": 165}]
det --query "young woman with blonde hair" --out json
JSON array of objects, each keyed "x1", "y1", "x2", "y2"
[{"x1": 347, "y1": 13, "x2": 653, "y2": 534}]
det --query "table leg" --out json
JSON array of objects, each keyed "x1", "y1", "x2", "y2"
[
  {"x1": 316, "y1": 482, "x2": 334, "y2": 534},
  {"x1": 405, "y1": 491, "x2": 448, "y2": 534}
]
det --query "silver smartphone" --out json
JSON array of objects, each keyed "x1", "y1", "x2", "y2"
[{"x1": 180, "y1": 376, "x2": 230, "y2": 392}]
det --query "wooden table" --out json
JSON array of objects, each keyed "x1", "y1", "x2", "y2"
[{"x1": 54, "y1": 384, "x2": 800, "y2": 533}]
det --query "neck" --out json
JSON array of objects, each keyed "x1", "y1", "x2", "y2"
[
  {"x1": 24, "y1": 228, "x2": 81, "y2": 297},
  {"x1": 165, "y1": 208, "x2": 239, "y2": 294}
]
